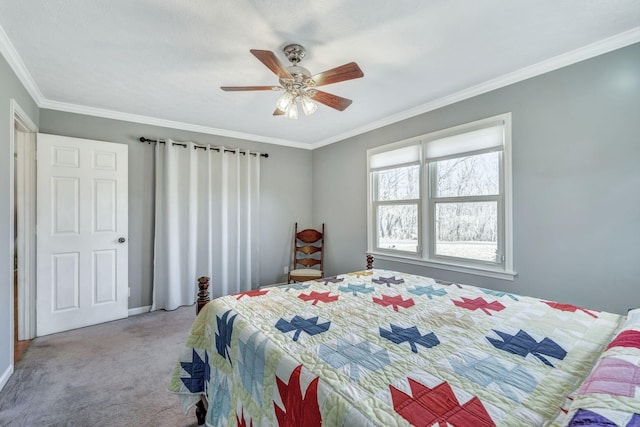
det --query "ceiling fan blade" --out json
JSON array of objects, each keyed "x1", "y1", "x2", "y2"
[
  {"x1": 273, "y1": 108, "x2": 285, "y2": 116},
  {"x1": 250, "y1": 49, "x2": 292, "y2": 79},
  {"x1": 220, "y1": 86, "x2": 280, "y2": 91},
  {"x1": 311, "y1": 62, "x2": 364, "y2": 86},
  {"x1": 312, "y1": 90, "x2": 353, "y2": 111}
]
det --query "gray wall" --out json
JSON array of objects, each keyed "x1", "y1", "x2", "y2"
[
  {"x1": 2, "y1": 40, "x2": 638, "y2": 389},
  {"x1": 312, "y1": 43, "x2": 640, "y2": 315},
  {"x1": 0, "y1": 55, "x2": 39, "y2": 379},
  {"x1": 39, "y1": 110, "x2": 313, "y2": 308}
]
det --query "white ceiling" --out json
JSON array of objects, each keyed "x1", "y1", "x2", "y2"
[{"x1": 0, "y1": 1, "x2": 639, "y2": 149}]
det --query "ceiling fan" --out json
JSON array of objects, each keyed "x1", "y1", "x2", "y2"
[{"x1": 221, "y1": 44, "x2": 364, "y2": 119}]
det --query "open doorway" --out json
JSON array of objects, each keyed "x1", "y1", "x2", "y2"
[{"x1": 10, "y1": 99, "x2": 38, "y2": 364}]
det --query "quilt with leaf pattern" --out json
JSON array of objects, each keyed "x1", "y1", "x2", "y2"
[{"x1": 169, "y1": 269, "x2": 640, "y2": 426}]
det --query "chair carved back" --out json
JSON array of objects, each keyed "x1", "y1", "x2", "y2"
[{"x1": 290, "y1": 223, "x2": 325, "y2": 282}]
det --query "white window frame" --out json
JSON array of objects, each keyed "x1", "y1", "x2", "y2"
[
  {"x1": 367, "y1": 113, "x2": 515, "y2": 280},
  {"x1": 370, "y1": 155, "x2": 422, "y2": 255}
]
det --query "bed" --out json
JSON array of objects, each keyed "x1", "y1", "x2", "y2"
[{"x1": 169, "y1": 259, "x2": 640, "y2": 426}]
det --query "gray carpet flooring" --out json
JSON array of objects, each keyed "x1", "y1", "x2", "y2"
[{"x1": 0, "y1": 306, "x2": 200, "y2": 426}]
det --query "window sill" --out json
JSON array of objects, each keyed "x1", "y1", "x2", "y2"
[{"x1": 368, "y1": 251, "x2": 517, "y2": 281}]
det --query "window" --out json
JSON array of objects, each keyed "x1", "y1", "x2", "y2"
[
  {"x1": 373, "y1": 164, "x2": 420, "y2": 253},
  {"x1": 367, "y1": 114, "x2": 513, "y2": 279}
]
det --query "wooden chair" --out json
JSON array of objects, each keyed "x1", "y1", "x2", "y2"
[{"x1": 288, "y1": 223, "x2": 325, "y2": 283}]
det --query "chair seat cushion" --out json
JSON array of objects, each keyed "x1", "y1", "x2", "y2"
[{"x1": 290, "y1": 268, "x2": 322, "y2": 278}]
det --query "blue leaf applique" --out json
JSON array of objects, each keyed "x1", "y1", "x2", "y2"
[
  {"x1": 207, "y1": 370, "x2": 232, "y2": 426},
  {"x1": 487, "y1": 329, "x2": 566, "y2": 367},
  {"x1": 380, "y1": 324, "x2": 439, "y2": 353},
  {"x1": 449, "y1": 352, "x2": 537, "y2": 402},
  {"x1": 481, "y1": 288, "x2": 519, "y2": 301},
  {"x1": 338, "y1": 283, "x2": 375, "y2": 296},
  {"x1": 215, "y1": 310, "x2": 237, "y2": 363},
  {"x1": 408, "y1": 285, "x2": 447, "y2": 299},
  {"x1": 238, "y1": 331, "x2": 268, "y2": 405},
  {"x1": 180, "y1": 349, "x2": 210, "y2": 393},
  {"x1": 318, "y1": 338, "x2": 390, "y2": 381},
  {"x1": 275, "y1": 316, "x2": 331, "y2": 341},
  {"x1": 285, "y1": 283, "x2": 311, "y2": 291}
]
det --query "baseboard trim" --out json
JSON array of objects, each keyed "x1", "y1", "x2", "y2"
[
  {"x1": 0, "y1": 364, "x2": 14, "y2": 392},
  {"x1": 128, "y1": 306, "x2": 151, "y2": 316}
]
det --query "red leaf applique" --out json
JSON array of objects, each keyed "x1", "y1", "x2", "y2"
[
  {"x1": 298, "y1": 291, "x2": 339, "y2": 305},
  {"x1": 390, "y1": 378, "x2": 495, "y2": 427},
  {"x1": 274, "y1": 365, "x2": 322, "y2": 427},
  {"x1": 543, "y1": 301, "x2": 598, "y2": 318},
  {"x1": 373, "y1": 294, "x2": 415, "y2": 312},
  {"x1": 234, "y1": 289, "x2": 269, "y2": 300},
  {"x1": 236, "y1": 410, "x2": 253, "y2": 427},
  {"x1": 452, "y1": 297, "x2": 505, "y2": 315},
  {"x1": 606, "y1": 330, "x2": 640, "y2": 350}
]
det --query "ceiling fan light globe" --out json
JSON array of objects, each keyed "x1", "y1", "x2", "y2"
[
  {"x1": 301, "y1": 96, "x2": 318, "y2": 116},
  {"x1": 276, "y1": 91, "x2": 295, "y2": 111},
  {"x1": 285, "y1": 102, "x2": 299, "y2": 120}
]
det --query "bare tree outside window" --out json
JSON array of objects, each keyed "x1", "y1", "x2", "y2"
[
  {"x1": 436, "y1": 152, "x2": 499, "y2": 197},
  {"x1": 377, "y1": 205, "x2": 418, "y2": 252},
  {"x1": 435, "y1": 202, "x2": 497, "y2": 261},
  {"x1": 433, "y1": 152, "x2": 500, "y2": 262},
  {"x1": 376, "y1": 165, "x2": 419, "y2": 200},
  {"x1": 367, "y1": 114, "x2": 512, "y2": 274},
  {"x1": 375, "y1": 165, "x2": 419, "y2": 252}
]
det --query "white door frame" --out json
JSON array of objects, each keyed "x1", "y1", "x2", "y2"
[{"x1": 10, "y1": 99, "x2": 38, "y2": 350}]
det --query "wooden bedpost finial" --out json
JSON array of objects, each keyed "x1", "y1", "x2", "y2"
[
  {"x1": 366, "y1": 254, "x2": 374, "y2": 270},
  {"x1": 196, "y1": 276, "x2": 210, "y2": 315}
]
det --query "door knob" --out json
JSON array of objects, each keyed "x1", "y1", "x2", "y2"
[{"x1": 118, "y1": 237, "x2": 126, "y2": 243}]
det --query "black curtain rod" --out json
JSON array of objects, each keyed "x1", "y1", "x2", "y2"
[{"x1": 138, "y1": 137, "x2": 269, "y2": 158}]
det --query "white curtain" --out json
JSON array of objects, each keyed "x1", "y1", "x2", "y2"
[{"x1": 152, "y1": 140, "x2": 261, "y2": 311}]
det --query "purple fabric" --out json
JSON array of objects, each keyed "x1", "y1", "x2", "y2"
[
  {"x1": 628, "y1": 413, "x2": 640, "y2": 427},
  {"x1": 568, "y1": 409, "x2": 640, "y2": 426},
  {"x1": 568, "y1": 409, "x2": 617, "y2": 426}
]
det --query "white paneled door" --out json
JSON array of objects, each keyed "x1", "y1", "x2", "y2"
[{"x1": 36, "y1": 134, "x2": 128, "y2": 336}]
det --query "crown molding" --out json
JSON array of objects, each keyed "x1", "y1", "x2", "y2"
[
  {"x1": 0, "y1": 25, "x2": 44, "y2": 105},
  {"x1": 1, "y1": 20, "x2": 638, "y2": 151},
  {"x1": 310, "y1": 27, "x2": 640, "y2": 150},
  {"x1": 39, "y1": 99, "x2": 310, "y2": 149},
  {"x1": 0, "y1": 23, "x2": 309, "y2": 149}
]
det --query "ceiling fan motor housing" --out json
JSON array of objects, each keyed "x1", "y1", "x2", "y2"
[
  {"x1": 280, "y1": 65, "x2": 315, "y2": 93},
  {"x1": 283, "y1": 44, "x2": 306, "y2": 64},
  {"x1": 280, "y1": 45, "x2": 315, "y2": 91}
]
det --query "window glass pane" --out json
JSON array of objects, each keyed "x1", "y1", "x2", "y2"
[
  {"x1": 377, "y1": 204, "x2": 418, "y2": 252},
  {"x1": 435, "y1": 202, "x2": 497, "y2": 262},
  {"x1": 375, "y1": 165, "x2": 420, "y2": 201},
  {"x1": 435, "y1": 151, "x2": 499, "y2": 197}
]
